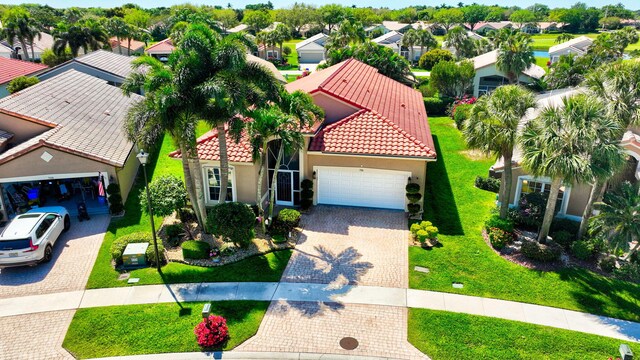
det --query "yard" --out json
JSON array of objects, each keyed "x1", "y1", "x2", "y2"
[
  {"x1": 408, "y1": 309, "x2": 626, "y2": 360},
  {"x1": 530, "y1": 32, "x2": 640, "y2": 51},
  {"x1": 279, "y1": 39, "x2": 302, "y2": 69},
  {"x1": 63, "y1": 301, "x2": 268, "y2": 359},
  {"x1": 85, "y1": 123, "x2": 292, "y2": 289},
  {"x1": 410, "y1": 116, "x2": 640, "y2": 322}
]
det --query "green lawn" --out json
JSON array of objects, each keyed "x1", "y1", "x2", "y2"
[
  {"x1": 280, "y1": 38, "x2": 302, "y2": 69},
  {"x1": 534, "y1": 56, "x2": 549, "y2": 71},
  {"x1": 86, "y1": 122, "x2": 292, "y2": 289},
  {"x1": 63, "y1": 301, "x2": 268, "y2": 359},
  {"x1": 530, "y1": 32, "x2": 640, "y2": 51},
  {"x1": 411, "y1": 116, "x2": 640, "y2": 322},
  {"x1": 408, "y1": 309, "x2": 626, "y2": 360}
]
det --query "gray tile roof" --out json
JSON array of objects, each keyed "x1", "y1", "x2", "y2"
[
  {"x1": 0, "y1": 129, "x2": 13, "y2": 146},
  {"x1": 75, "y1": 50, "x2": 135, "y2": 79},
  {"x1": 0, "y1": 70, "x2": 142, "y2": 167}
]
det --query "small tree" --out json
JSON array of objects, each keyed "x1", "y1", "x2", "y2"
[
  {"x1": 418, "y1": 49, "x2": 454, "y2": 70},
  {"x1": 206, "y1": 202, "x2": 255, "y2": 247},
  {"x1": 430, "y1": 60, "x2": 475, "y2": 98},
  {"x1": 7, "y1": 76, "x2": 40, "y2": 94},
  {"x1": 140, "y1": 175, "x2": 188, "y2": 217}
]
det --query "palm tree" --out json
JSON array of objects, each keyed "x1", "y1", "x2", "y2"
[
  {"x1": 545, "y1": 54, "x2": 587, "y2": 90},
  {"x1": 554, "y1": 33, "x2": 574, "y2": 44},
  {"x1": 272, "y1": 23, "x2": 292, "y2": 62},
  {"x1": 589, "y1": 181, "x2": 640, "y2": 259},
  {"x1": 519, "y1": 94, "x2": 621, "y2": 243},
  {"x1": 53, "y1": 19, "x2": 109, "y2": 57},
  {"x1": 325, "y1": 19, "x2": 365, "y2": 51},
  {"x1": 414, "y1": 26, "x2": 437, "y2": 59},
  {"x1": 401, "y1": 29, "x2": 419, "y2": 64},
  {"x1": 0, "y1": 7, "x2": 40, "y2": 61},
  {"x1": 106, "y1": 17, "x2": 129, "y2": 55},
  {"x1": 496, "y1": 31, "x2": 534, "y2": 84},
  {"x1": 444, "y1": 25, "x2": 469, "y2": 58},
  {"x1": 463, "y1": 85, "x2": 536, "y2": 219}
]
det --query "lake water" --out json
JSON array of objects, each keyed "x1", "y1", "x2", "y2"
[{"x1": 533, "y1": 50, "x2": 549, "y2": 58}]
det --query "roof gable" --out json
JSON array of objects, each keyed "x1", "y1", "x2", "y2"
[
  {"x1": 470, "y1": 50, "x2": 545, "y2": 79},
  {"x1": 372, "y1": 31, "x2": 403, "y2": 45},
  {"x1": 146, "y1": 38, "x2": 174, "y2": 54},
  {"x1": 0, "y1": 57, "x2": 48, "y2": 85},
  {"x1": 296, "y1": 33, "x2": 329, "y2": 50},
  {"x1": 549, "y1": 36, "x2": 593, "y2": 54},
  {"x1": 169, "y1": 128, "x2": 254, "y2": 163},
  {"x1": 73, "y1": 50, "x2": 135, "y2": 79}
]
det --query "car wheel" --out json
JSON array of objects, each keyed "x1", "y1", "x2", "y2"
[
  {"x1": 42, "y1": 245, "x2": 53, "y2": 263},
  {"x1": 63, "y1": 215, "x2": 71, "y2": 232}
]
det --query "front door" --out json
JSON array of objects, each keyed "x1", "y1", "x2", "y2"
[{"x1": 276, "y1": 170, "x2": 294, "y2": 206}]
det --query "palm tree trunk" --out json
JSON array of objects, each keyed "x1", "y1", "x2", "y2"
[
  {"x1": 216, "y1": 122, "x2": 230, "y2": 204},
  {"x1": 578, "y1": 181, "x2": 607, "y2": 240},
  {"x1": 538, "y1": 177, "x2": 562, "y2": 243},
  {"x1": 188, "y1": 156, "x2": 207, "y2": 230},
  {"x1": 256, "y1": 142, "x2": 268, "y2": 234},
  {"x1": 127, "y1": 38, "x2": 132, "y2": 56},
  {"x1": 268, "y1": 143, "x2": 285, "y2": 221},
  {"x1": 279, "y1": 42, "x2": 283, "y2": 62},
  {"x1": 179, "y1": 144, "x2": 204, "y2": 228},
  {"x1": 117, "y1": 36, "x2": 122, "y2": 54},
  {"x1": 30, "y1": 42, "x2": 35, "y2": 61},
  {"x1": 499, "y1": 151, "x2": 513, "y2": 219},
  {"x1": 19, "y1": 39, "x2": 30, "y2": 61}
]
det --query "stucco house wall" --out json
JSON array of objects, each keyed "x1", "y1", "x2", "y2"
[
  {"x1": 0, "y1": 113, "x2": 50, "y2": 143},
  {"x1": 473, "y1": 64, "x2": 536, "y2": 97}
]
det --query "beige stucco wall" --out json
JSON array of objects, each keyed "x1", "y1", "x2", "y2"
[
  {"x1": 0, "y1": 113, "x2": 50, "y2": 143},
  {"x1": 311, "y1": 92, "x2": 359, "y2": 124},
  {"x1": 199, "y1": 160, "x2": 261, "y2": 205},
  {"x1": 473, "y1": 65, "x2": 536, "y2": 97},
  {"x1": 115, "y1": 148, "x2": 139, "y2": 202}
]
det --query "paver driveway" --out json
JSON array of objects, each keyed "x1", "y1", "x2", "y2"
[
  {"x1": 0, "y1": 215, "x2": 109, "y2": 299},
  {"x1": 241, "y1": 206, "x2": 427, "y2": 359}
]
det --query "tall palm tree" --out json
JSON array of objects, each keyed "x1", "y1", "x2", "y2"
[
  {"x1": 325, "y1": 19, "x2": 365, "y2": 51},
  {"x1": 589, "y1": 181, "x2": 640, "y2": 259},
  {"x1": 519, "y1": 94, "x2": 621, "y2": 242},
  {"x1": 53, "y1": 19, "x2": 109, "y2": 57},
  {"x1": 414, "y1": 26, "x2": 437, "y2": 59},
  {"x1": 554, "y1": 33, "x2": 574, "y2": 44},
  {"x1": 401, "y1": 29, "x2": 419, "y2": 64},
  {"x1": 0, "y1": 7, "x2": 40, "y2": 61},
  {"x1": 272, "y1": 23, "x2": 292, "y2": 62},
  {"x1": 463, "y1": 85, "x2": 536, "y2": 219},
  {"x1": 106, "y1": 17, "x2": 129, "y2": 55},
  {"x1": 496, "y1": 31, "x2": 534, "y2": 84},
  {"x1": 444, "y1": 25, "x2": 469, "y2": 58}
]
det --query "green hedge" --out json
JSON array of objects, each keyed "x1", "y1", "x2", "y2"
[
  {"x1": 424, "y1": 97, "x2": 454, "y2": 116},
  {"x1": 110, "y1": 232, "x2": 165, "y2": 266},
  {"x1": 182, "y1": 240, "x2": 211, "y2": 260}
]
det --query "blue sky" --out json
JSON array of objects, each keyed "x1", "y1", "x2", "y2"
[{"x1": 2, "y1": 0, "x2": 638, "y2": 10}]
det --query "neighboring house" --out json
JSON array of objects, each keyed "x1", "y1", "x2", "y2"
[
  {"x1": 372, "y1": 31, "x2": 426, "y2": 62},
  {"x1": 145, "y1": 38, "x2": 287, "y2": 83},
  {"x1": 0, "y1": 57, "x2": 48, "y2": 98},
  {"x1": 537, "y1": 22, "x2": 566, "y2": 33},
  {"x1": 364, "y1": 24, "x2": 386, "y2": 36},
  {"x1": 469, "y1": 50, "x2": 546, "y2": 97},
  {"x1": 223, "y1": 23, "x2": 249, "y2": 35},
  {"x1": 255, "y1": 44, "x2": 281, "y2": 60},
  {"x1": 474, "y1": 21, "x2": 513, "y2": 35},
  {"x1": 170, "y1": 59, "x2": 437, "y2": 211},
  {"x1": 109, "y1": 37, "x2": 146, "y2": 55},
  {"x1": 442, "y1": 32, "x2": 485, "y2": 56},
  {"x1": 382, "y1": 21, "x2": 412, "y2": 34},
  {"x1": 0, "y1": 43, "x2": 13, "y2": 58},
  {"x1": 0, "y1": 70, "x2": 142, "y2": 220},
  {"x1": 296, "y1": 33, "x2": 329, "y2": 63},
  {"x1": 37, "y1": 50, "x2": 135, "y2": 87},
  {"x1": 411, "y1": 21, "x2": 446, "y2": 35},
  {"x1": 548, "y1": 36, "x2": 594, "y2": 64},
  {"x1": 1, "y1": 32, "x2": 55, "y2": 61},
  {"x1": 491, "y1": 88, "x2": 640, "y2": 222}
]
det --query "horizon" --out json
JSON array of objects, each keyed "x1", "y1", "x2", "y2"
[{"x1": 1, "y1": 0, "x2": 639, "y2": 10}]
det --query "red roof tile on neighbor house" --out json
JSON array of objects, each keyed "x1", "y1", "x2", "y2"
[
  {"x1": 146, "y1": 38, "x2": 174, "y2": 53},
  {"x1": 309, "y1": 109, "x2": 436, "y2": 158},
  {"x1": 169, "y1": 129, "x2": 253, "y2": 163},
  {"x1": 287, "y1": 58, "x2": 435, "y2": 159},
  {"x1": 0, "y1": 57, "x2": 47, "y2": 85}
]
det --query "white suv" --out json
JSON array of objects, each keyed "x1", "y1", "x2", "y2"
[{"x1": 0, "y1": 207, "x2": 70, "y2": 268}]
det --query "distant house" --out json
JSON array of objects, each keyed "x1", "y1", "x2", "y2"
[
  {"x1": 372, "y1": 31, "x2": 426, "y2": 63},
  {"x1": 0, "y1": 70, "x2": 142, "y2": 219},
  {"x1": 538, "y1": 22, "x2": 566, "y2": 33},
  {"x1": 223, "y1": 23, "x2": 249, "y2": 35},
  {"x1": 296, "y1": 33, "x2": 329, "y2": 63},
  {"x1": 474, "y1": 21, "x2": 513, "y2": 35},
  {"x1": 255, "y1": 44, "x2": 281, "y2": 60},
  {"x1": 37, "y1": 50, "x2": 135, "y2": 87},
  {"x1": 411, "y1": 21, "x2": 446, "y2": 35},
  {"x1": 109, "y1": 37, "x2": 146, "y2": 55},
  {"x1": 366, "y1": 21, "x2": 412, "y2": 36},
  {"x1": 0, "y1": 43, "x2": 13, "y2": 58},
  {"x1": 0, "y1": 57, "x2": 48, "y2": 97},
  {"x1": 0, "y1": 32, "x2": 55, "y2": 61},
  {"x1": 548, "y1": 36, "x2": 594, "y2": 64},
  {"x1": 469, "y1": 50, "x2": 546, "y2": 97}
]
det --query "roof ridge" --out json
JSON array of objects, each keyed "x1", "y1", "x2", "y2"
[{"x1": 146, "y1": 38, "x2": 173, "y2": 51}]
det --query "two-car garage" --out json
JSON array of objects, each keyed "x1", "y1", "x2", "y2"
[{"x1": 315, "y1": 166, "x2": 411, "y2": 210}]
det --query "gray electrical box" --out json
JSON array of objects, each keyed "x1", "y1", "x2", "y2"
[
  {"x1": 123, "y1": 243, "x2": 149, "y2": 269},
  {"x1": 620, "y1": 344, "x2": 634, "y2": 360}
]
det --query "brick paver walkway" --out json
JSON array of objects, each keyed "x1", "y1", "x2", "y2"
[
  {"x1": 281, "y1": 206, "x2": 409, "y2": 288},
  {"x1": 0, "y1": 216, "x2": 109, "y2": 299},
  {"x1": 0, "y1": 310, "x2": 74, "y2": 360}
]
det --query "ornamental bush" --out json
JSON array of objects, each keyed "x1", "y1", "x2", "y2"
[
  {"x1": 270, "y1": 209, "x2": 301, "y2": 235},
  {"x1": 551, "y1": 230, "x2": 574, "y2": 250},
  {"x1": 416, "y1": 229, "x2": 429, "y2": 243},
  {"x1": 140, "y1": 175, "x2": 187, "y2": 217},
  {"x1": 453, "y1": 103, "x2": 473, "y2": 130},
  {"x1": 7, "y1": 76, "x2": 39, "y2": 94},
  {"x1": 521, "y1": 239, "x2": 562, "y2": 262},
  {"x1": 411, "y1": 221, "x2": 439, "y2": 242},
  {"x1": 484, "y1": 214, "x2": 514, "y2": 233},
  {"x1": 206, "y1": 202, "x2": 255, "y2": 247},
  {"x1": 474, "y1": 176, "x2": 500, "y2": 193},
  {"x1": 194, "y1": 315, "x2": 229, "y2": 348},
  {"x1": 110, "y1": 232, "x2": 165, "y2": 266},
  {"x1": 418, "y1": 48, "x2": 454, "y2": 70},
  {"x1": 406, "y1": 183, "x2": 421, "y2": 194},
  {"x1": 488, "y1": 227, "x2": 513, "y2": 249},
  {"x1": 407, "y1": 203, "x2": 421, "y2": 215},
  {"x1": 550, "y1": 218, "x2": 580, "y2": 236},
  {"x1": 571, "y1": 240, "x2": 594, "y2": 261},
  {"x1": 599, "y1": 256, "x2": 617, "y2": 273},
  {"x1": 406, "y1": 192, "x2": 422, "y2": 203},
  {"x1": 182, "y1": 240, "x2": 211, "y2": 260}
]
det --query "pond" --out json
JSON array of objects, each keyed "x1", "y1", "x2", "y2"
[{"x1": 533, "y1": 50, "x2": 549, "y2": 58}]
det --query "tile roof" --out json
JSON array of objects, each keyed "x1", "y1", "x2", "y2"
[
  {"x1": 549, "y1": 36, "x2": 593, "y2": 54},
  {"x1": 109, "y1": 37, "x2": 146, "y2": 51},
  {"x1": 146, "y1": 38, "x2": 174, "y2": 54},
  {"x1": 309, "y1": 109, "x2": 436, "y2": 158},
  {"x1": 296, "y1": 33, "x2": 329, "y2": 50},
  {"x1": 470, "y1": 50, "x2": 546, "y2": 79},
  {"x1": 382, "y1": 21, "x2": 411, "y2": 32},
  {"x1": 0, "y1": 70, "x2": 142, "y2": 167},
  {"x1": 169, "y1": 128, "x2": 254, "y2": 163},
  {"x1": 74, "y1": 50, "x2": 135, "y2": 79},
  {"x1": 0, "y1": 57, "x2": 48, "y2": 85},
  {"x1": 372, "y1": 31, "x2": 403, "y2": 45},
  {"x1": 287, "y1": 58, "x2": 436, "y2": 159},
  {"x1": 0, "y1": 129, "x2": 14, "y2": 146}
]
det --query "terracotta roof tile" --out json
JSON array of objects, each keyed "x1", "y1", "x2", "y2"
[
  {"x1": 0, "y1": 57, "x2": 47, "y2": 85},
  {"x1": 169, "y1": 129, "x2": 253, "y2": 163},
  {"x1": 146, "y1": 38, "x2": 174, "y2": 54}
]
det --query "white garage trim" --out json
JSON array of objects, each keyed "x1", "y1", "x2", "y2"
[
  {"x1": 0, "y1": 172, "x2": 107, "y2": 184},
  {"x1": 314, "y1": 166, "x2": 410, "y2": 210}
]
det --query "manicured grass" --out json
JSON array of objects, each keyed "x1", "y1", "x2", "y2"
[
  {"x1": 410, "y1": 116, "x2": 640, "y2": 322},
  {"x1": 534, "y1": 56, "x2": 549, "y2": 71},
  {"x1": 86, "y1": 122, "x2": 292, "y2": 289},
  {"x1": 530, "y1": 32, "x2": 640, "y2": 51},
  {"x1": 63, "y1": 301, "x2": 268, "y2": 359},
  {"x1": 408, "y1": 308, "x2": 625, "y2": 360},
  {"x1": 281, "y1": 39, "x2": 302, "y2": 69}
]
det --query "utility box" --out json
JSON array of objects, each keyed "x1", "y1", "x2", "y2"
[
  {"x1": 620, "y1": 344, "x2": 634, "y2": 360},
  {"x1": 123, "y1": 243, "x2": 149, "y2": 269}
]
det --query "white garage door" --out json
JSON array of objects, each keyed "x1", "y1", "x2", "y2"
[{"x1": 316, "y1": 167, "x2": 409, "y2": 210}]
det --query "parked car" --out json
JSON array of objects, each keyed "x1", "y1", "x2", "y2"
[{"x1": 0, "y1": 207, "x2": 70, "y2": 268}]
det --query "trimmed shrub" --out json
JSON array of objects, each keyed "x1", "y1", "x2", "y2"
[
  {"x1": 521, "y1": 239, "x2": 562, "y2": 262},
  {"x1": 551, "y1": 230, "x2": 574, "y2": 250},
  {"x1": 406, "y1": 192, "x2": 422, "y2": 203},
  {"x1": 140, "y1": 175, "x2": 187, "y2": 217},
  {"x1": 571, "y1": 240, "x2": 595, "y2": 261},
  {"x1": 194, "y1": 315, "x2": 229, "y2": 348},
  {"x1": 300, "y1": 179, "x2": 314, "y2": 210},
  {"x1": 488, "y1": 227, "x2": 513, "y2": 249},
  {"x1": 423, "y1": 97, "x2": 454, "y2": 116},
  {"x1": 164, "y1": 223, "x2": 184, "y2": 247},
  {"x1": 406, "y1": 183, "x2": 420, "y2": 194},
  {"x1": 106, "y1": 183, "x2": 121, "y2": 196},
  {"x1": 110, "y1": 232, "x2": 165, "y2": 266},
  {"x1": 613, "y1": 262, "x2": 640, "y2": 283},
  {"x1": 550, "y1": 218, "x2": 580, "y2": 236},
  {"x1": 599, "y1": 256, "x2": 617, "y2": 273},
  {"x1": 206, "y1": 202, "x2": 255, "y2": 247},
  {"x1": 418, "y1": 48, "x2": 454, "y2": 70},
  {"x1": 512, "y1": 192, "x2": 547, "y2": 229},
  {"x1": 408, "y1": 203, "x2": 421, "y2": 214},
  {"x1": 410, "y1": 223, "x2": 422, "y2": 235},
  {"x1": 416, "y1": 229, "x2": 429, "y2": 243},
  {"x1": 411, "y1": 221, "x2": 439, "y2": 242},
  {"x1": 484, "y1": 214, "x2": 514, "y2": 233},
  {"x1": 108, "y1": 193, "x2": 124, "y2": 214},
  {"x1": 182, "y1": 240, "x2": 211, "y2": 260},
  {"x1": 452, "y1": 103, "x2": 473, "y2": 130},
  {"x1": 270, "y1": 209, "x2": 301, "y2": 235},
  {"x1": 146, "y1": 243, "x2": 165, "y2": 266},
  {"x1": 474, "y1": 176, "x2": 500, "y2": 193}
]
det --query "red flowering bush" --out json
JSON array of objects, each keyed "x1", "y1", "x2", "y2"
[
  {"x1": 450, "y1": 95, "x2": 477, "y2": 118},
  {"x1": 194, "y1": 315, "x2": 229, "y2": 348}
]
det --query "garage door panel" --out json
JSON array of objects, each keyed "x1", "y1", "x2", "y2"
[{"x1": 317, "y1": 167, "x2": 408, "y2": 210}]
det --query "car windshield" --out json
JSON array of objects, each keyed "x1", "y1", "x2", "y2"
[{"x1": 0, "y1": 238, "x2": 31, "y2": 251}]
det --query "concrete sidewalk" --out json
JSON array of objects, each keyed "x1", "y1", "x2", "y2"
[
  {"x1": 90, "y1": 351, "x2": 400, "y2": 360},
  {"x1": 1, "y1": 282, "x2": 638, "y2": 342}
]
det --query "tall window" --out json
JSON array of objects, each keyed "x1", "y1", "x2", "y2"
[
  {"x1": 520, "y1": 179, "x2": 565, "y2": 212},
  {"x1": 205, "y1": 167, "x2": 234, "y2": 202}
]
